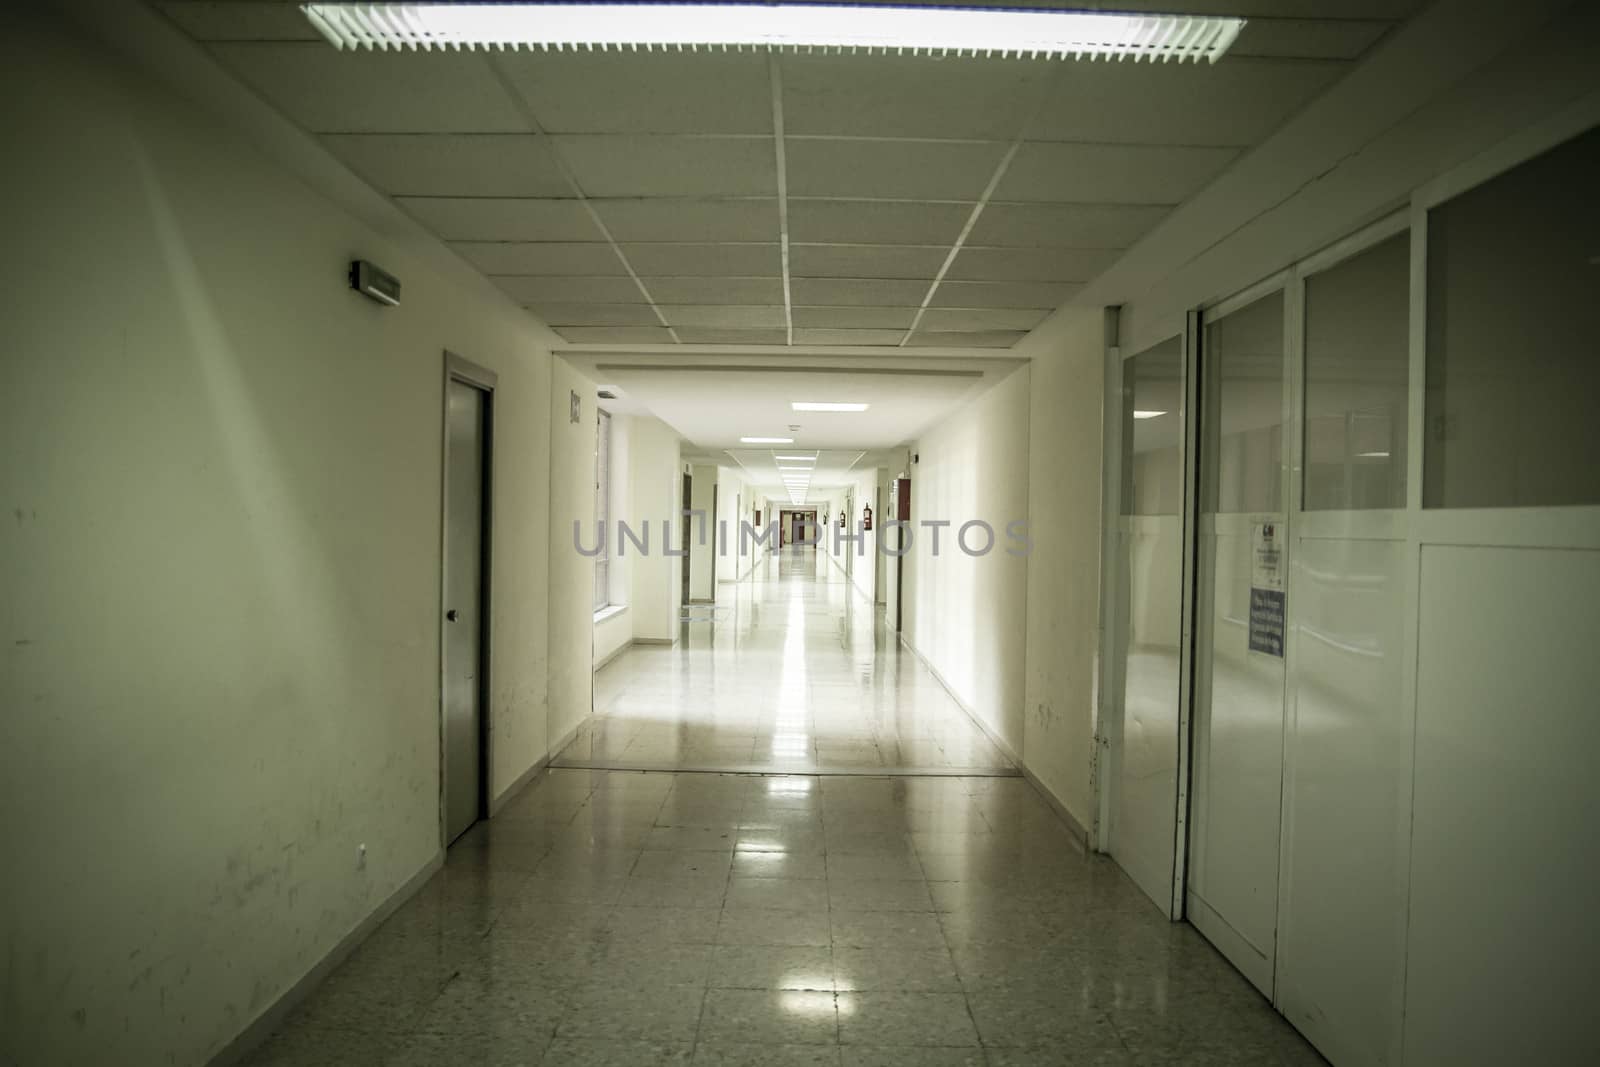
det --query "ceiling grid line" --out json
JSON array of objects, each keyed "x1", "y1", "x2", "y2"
[
  {"x1": 897, "y1": 66, "x2": 1069, "y2": 347},
  {"x1": 768, "y1": 56, "x2": 795, "y2": 346},
  {"x1": 482, "y1": 53, "x2": 682, "y2": 342}
]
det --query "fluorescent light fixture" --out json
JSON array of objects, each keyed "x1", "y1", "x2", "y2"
[
  {"x1": 792, "y1": 401, "x2": 869, "y2": 412},
  {"x1": 774, "y1": 455, "x2": 815, "y2": 462},
  {"x1": 777, "y1": 465, "x2": 814, "y2": 471},
  {"x1": 1133, "y1": 410, "x2": 1167, "y2": 419},
  {"x1": 1357, "y1": 451, "x2": 1391, "y2": 458},
  {"x1": 300, "y1": 4, "x2": 1246, "y2": 63},
  {"x1": 742, "y1": 436, "x2": 793, "y2": 444}
]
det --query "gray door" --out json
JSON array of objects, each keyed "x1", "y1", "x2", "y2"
[{"x1": 443, "y1": 379, "x2": 486, "y2": 844}]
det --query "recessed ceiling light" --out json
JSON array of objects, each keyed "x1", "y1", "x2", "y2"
[
  {"x1": 792, "y1": 402, "x2": 869, "y2": 413},
  {"x1": 777, "y1": 466, "x2": 814, "y2": 471},
  {"x1": 300, "y1": 4, "x2": 1247, "y2": 63},
  {"x1": 741, "y1": 436, "x2": 794, "y2": 444},
  {"x1": 1357, "y1": 451, "x2": 1391, "y2": 458},
  {"x1": 774, "y1": 455, "x2": 815, "y2": 462},
  {"x1": 1133, "y1": 410, "x2": 1167, "y2": 420}
]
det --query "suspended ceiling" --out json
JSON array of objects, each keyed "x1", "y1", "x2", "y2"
[{"x1": 156, "y1": 0, "x2": 1423, "y2": 351}]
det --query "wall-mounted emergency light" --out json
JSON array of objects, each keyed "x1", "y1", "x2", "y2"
[{"x1": 350, "y1": 260, "x2": 401, "y2": 306}]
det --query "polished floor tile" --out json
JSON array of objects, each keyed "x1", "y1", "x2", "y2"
[{"x1": 242, "y1": 552, "x2": 1324, "y2": 1066}]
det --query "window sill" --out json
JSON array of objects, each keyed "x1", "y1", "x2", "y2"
[{"x1": 593, "y1": 605, "x2": 629, "y2": 624}]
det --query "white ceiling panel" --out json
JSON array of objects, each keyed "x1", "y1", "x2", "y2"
[
  {"x1": 788, "y1": 200, "x2": 969, "y2": 246},
  {"x1": 452, "y1": 242, "x2": 624, "y2": 276},
  {"x1": 792, "y1": 307, "x2": 919, "y2": 329},
  {"x1": 494, "y1": 276, "x2": 645, "y2": 304},
  {"x1": 786, "y1": 139, "x2": 1005, "y2": 201},
  {"x1": 998, "y1": 143, "x2": 1240, "y2": 204},
  {"x1": 790, "y1": 246, "x2": 946, "y2": 280},
  {"x1": 1231, "y1": 19, "x2": 1391, "y2": 60},
  {"x1": 529, "y1": 303, "x2": 661, "y2": 327},
  {"x1": 159, "y1": 2, "x2": 318, "y2": 41},
  {"x1": 970, "y1": 202, "x2": 1170, "y2": 248},
  {"x1": 791, "y1": 279, "x2": 929, "y2": 306},
  {"x1": 906, "y1": 330, "x2": 1027, "y2": 348},
  {"x1": 930, "y1": 280, "x2": 1080, "y2": 308},
  {"x1": 495, "y1": 52, "x2": 772, "y2": 134},
  {"x1": 554, "y1": 326, "x2": 676, "y2": 344},
  {"x1": 209, "y1": 44, "x2": 526, "y2": 132},
  {"x1": 555, "y1": 136, "x2": 776, "y2": 197},
  {"x1": 1029, "y1": 59, "x2": 1348, "y2": 147},
  {"x1": 947, "y1": 246, "x2": 1123, "y2": 283},
  {"x1": 780, "y1": 55, "x2": 1052, "y2": 140},
  {"x1": 673, "y1": 328, "x2": 790, "y2": 345},
  {"x1": 645, "y1": 277, "x2": 786, "y2": 305},
  {"x1": 320, "y1": 134, "x2": 569, "y2": 197},
  {"x1": 399, "y1": 197, "x2": 601, "y2": 242},
  {"x1": 659, "y1": 306, "x2": 789, "y2": 329},
  {"x1": 592, "y1": 199, "x2": 779, "y2": 242},
  {"x1": 620, "y1": 244, "x2": 781, "y2": 277},
  {"x1": 792, "y1": 328, "x2": 906, "y2": 346},
  {"x1": 918, "y1": 308, "x2": 1052, "y2": 332}
]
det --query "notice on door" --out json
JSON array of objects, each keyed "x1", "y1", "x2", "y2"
[{"x1": 1248, "y1": 521, "x2": 1286, "y2": 658}]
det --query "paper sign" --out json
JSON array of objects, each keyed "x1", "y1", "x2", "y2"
[{"x1": 1248, "y1": 521, "x2": 1286, "y2": 657}]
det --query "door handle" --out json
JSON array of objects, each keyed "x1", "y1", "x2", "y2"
[{"x1": 446, "y1": 609, "x2": 459, "y2": 622}]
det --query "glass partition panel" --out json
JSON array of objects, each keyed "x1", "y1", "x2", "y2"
[
  {"x1": 1204, "y1": 292, "x2": 1285, "y2": 513},
  {"x1": 1304, "y1": 232, "x2": 1410, "y2": 510},
  {"x1": 1424, "y1": 125, "x2": 1600, "y2": 508}
]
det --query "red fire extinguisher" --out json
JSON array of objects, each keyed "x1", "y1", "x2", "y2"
[{"x1": 862, "y1": 504, "x2": 873, "y2": 531}]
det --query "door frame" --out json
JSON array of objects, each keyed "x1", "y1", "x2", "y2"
[{"x1": 439, "y1": 351, "x2": 497, "y2": 848}]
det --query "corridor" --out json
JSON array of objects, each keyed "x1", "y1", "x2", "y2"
[
  {"x1": 242, "y1": 553, "x2": 1321, "y2": 1066},
  {"x1": 563, "y1": 548, "x2": 1013, "y2": 775}
]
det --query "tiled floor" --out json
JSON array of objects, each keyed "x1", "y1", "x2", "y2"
[
  {"x1": 558, "y1": 548, "x2": 1015, "y2": 774},
  {"x1": 243, "y1": 549, "x2": 1325, "y2": 1066}
]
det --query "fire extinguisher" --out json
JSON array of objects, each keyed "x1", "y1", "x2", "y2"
[
  {"x1": 862, "y1": 504, "x2": 873, "y2": 531},
  {"x1": 838, "y1": 510, "x2": 846, "y2": 528}
]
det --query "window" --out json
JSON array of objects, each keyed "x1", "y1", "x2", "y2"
[
  {"x1": 1203, "y1": 290, "x2": 1285, "y2": 515},
  {"x1": 1121, "y1": 336, "x2": 1184, "y2": 516},
  {"x1": 1303, "y1": 231, "x2": 1410, "y2": 510},
  {"x1": 1423, "y1": 125, "x2": 1600, "y2": 508},
  {"x1": 594, "y1": 409, "x2": 611, "y2": 611}
]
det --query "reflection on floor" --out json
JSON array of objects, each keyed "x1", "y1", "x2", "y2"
[
  {"x1": 561, "y1": 547, "x2": 1016, "y2": 774},
  {"x1": 243, "y1": 769, "x2": 1324, "y2": 1065}
]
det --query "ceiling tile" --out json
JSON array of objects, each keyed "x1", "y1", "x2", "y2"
[
  {"x1": 970, "y1": 202, "x2": 1170, "y2": 248},
  {"x1": 321, "y1": 134, "x2": 570, "y2": 197},
  {"x1": 529, "y1": 303, "x2": 661, "y2": 326},
  {"x1": 906, "y1": 330, "x2": 1027, "y2": 349},
  {"x1": 786, "y1": 139, "x2": 1005, "y2": 201},
  {"x1": 593, "y1": 199, "x2": 778, "y2": 242},
  {"x1": 555, "y1": 136, "x2": 775, "y2": 197},
  {"x1": 452, "y1": 242, "x2": 624, "y2": 275},
  {"x1": 553, "y1": 326, "x2": 678, "y2": 344},
  {"x1": 494, "y1": 276, "x2": 644, "y2": 303},
  {"x1": 1231, "y1": 19, "x2": 1391, "y2": 60},
  {"x1": 1030, "y1": 59, "x2": 1348, "y2": 147},
  {"x1": 947, "y1": 247, "x2": 1123, "y2": 283},
  {"x1": 674, "y1": 328, "x2": 790, "y2": 345},
  {"x1": 781, "y1": 55, "x2": 1052, "y2": 139},
  {"x1": 930, "y1": 280, "x2": 1080, "y2": 309},
  {"x1": 496, "y1": 52, "x2": 772, "y2": 134},
  {"x1": 399, "y1": 198, "x2": 600, "y2": 241},
  {"x1": 792, "y1": 328, "x2": 906, "y2": 346},
  {"x1": 790, "y1": 246, "x2": 947, "y2": 280},
  {"x1": 788, "y1": 200, "x2": 970, "y2": 246},
  {"x1": 159, "y1": 2, "x2": 319, "y2": 41},
  {"x1": 209, "y1": 44, "x2": 527, "y2": 132},
  {"x1": 659, "y1": 306, "x2": 789, "y2": 328},
  {"x1": 620, "y1": 244, "x2": 781, "y2": 277},
  {"x1": 792, "y1": 307, "x2": 919, "y2": 329},
  {"x1": 790, "y1": 279, "x2": 929, "y2": 306},
  {"x1": 998, "y1": 143, "x2": 1239, "y2": 204},
  {"x1": 917, "y1": 307, "x2": 1051, "y2": 332},
  {"x1": 645, "y1": 277, "x2": 785, "y2": 305}
]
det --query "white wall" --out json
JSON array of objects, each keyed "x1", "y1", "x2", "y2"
[
  {"x1": 592, "y1": 411, "x2": 633, "y2": 666},
  {"x1": 627, "y1": 417, "x2": 684, "y2": 642},
  {"x1": 687, "y1": 463, "x2": 717, "y2": 601},
  {"x1": 0, "y1": 8, "x2": 586, "y2": 1065},
  {"x1": 902, "y1": 366, "x2": 1032, "y2": 755},
  {"x1": 548, "y1": 357, "x2": 599, "y2": 744},
  {"x1": 1020, "y1": 309, "x2": 1105, "y2": 831}
]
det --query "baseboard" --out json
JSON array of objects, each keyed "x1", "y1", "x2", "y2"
[
  {"x1": 207, "y1": 849, "x2": 444, "y2": 1066},
  {"x1": 895, "y1": 633, "x2": 1088, "y2": 848},
  {"x1": 490, "y1": 751, "x2": 549, "y2": 816},
  {"x1": 632, "y1": 636, "x2": 674, "y2": 646},
  {"x1": 593, "y1": 639, "x2": 632, "y2": 672}
]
